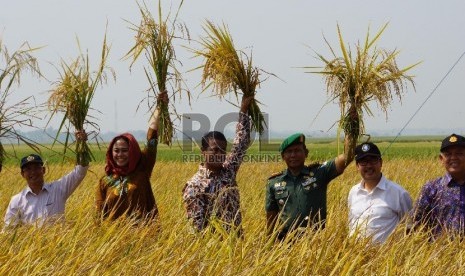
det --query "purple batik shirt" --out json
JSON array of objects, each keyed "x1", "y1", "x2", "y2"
[{"x1": 413, "y1": 173, "x2": 465, "y2": 236}]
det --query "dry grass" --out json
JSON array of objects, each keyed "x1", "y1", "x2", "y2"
[
  {"x1": 307, "y1": 23, "x2": 419, "y2": 154},
  {"x1": 47, "y1": 33, "x2": 114, "y2": 165},
  {"x1": 0, "y1": 39, "x2": 42, "y2": 166},
  {"x1": 193, "y1": 21, "x2": 267, "y2": 134},
  {"x1": 1, "y1": 157, "x2": 463, "y2": 275},
  {"x1": 125, "y1": 0, "x2": 190, "y2": 145}
]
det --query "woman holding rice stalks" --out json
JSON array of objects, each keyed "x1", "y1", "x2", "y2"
[{"x1": 96, "y1": 92, "x2": 168, "y2": 223}]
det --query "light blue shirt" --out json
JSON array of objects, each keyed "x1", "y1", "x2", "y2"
[{"x1": 3, "y1": 165, "x2": 88, "y2": 228}]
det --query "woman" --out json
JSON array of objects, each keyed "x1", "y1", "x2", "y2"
[{"x1": 96, "y1": 93, "x2": 167, "y2": 222}]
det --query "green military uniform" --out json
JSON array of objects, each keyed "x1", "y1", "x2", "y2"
[
  {"x1": 265, "y1": 133, "x2": 341, "y2": 236},
  {"x1": 265, "y1": 160, "x2": 340, "y2": 234}
]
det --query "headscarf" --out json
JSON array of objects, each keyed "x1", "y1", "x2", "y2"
[{"x1": 105, "y1": 133, "x2": 142, "y2": 176}]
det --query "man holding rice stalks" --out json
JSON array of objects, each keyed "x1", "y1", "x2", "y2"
[
  {"x1": 96, "y1": 92, "x2": 168, "y2": 222},
  {"x1": 182, "y1": 94, "x2": 253, "y2": 234},
  {"x1": 412, "y1": 134, "x2": 465, "y2": 237},
  {"x1": 3, "y1": 131, "x2": 89, "y2": 229},
  {"x1": 183, "y1": 20, "x2": 266, "y2": 235},
  {"x1": 348, "y1": 142, "x2": 412, "y2": 243},
  {"x1": 265, "y1": 133, "x2": 355, "y2": 240}
]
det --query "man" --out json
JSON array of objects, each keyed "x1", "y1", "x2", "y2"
[
  {"x1": 348, "y1": 142, "x2": 412, "y2": 243},
  {"x1": 182, "y1": 95, "x2": 252, "y2": 234},
  {"x1": 3, "y1": 131, "x2": 89, "y2": 228},
  {"x1": 412, "y1": 133, "x2": 465, "y2": 237},
  {"x1": 265, "y1": 132, "x2": 355, "y2": 240}
]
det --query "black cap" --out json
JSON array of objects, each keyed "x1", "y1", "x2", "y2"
[
  {"x1": 20, "y1": 154, "x2": 44, "y2": 169},
  {"x1": 440, "y1": 133, "x2": 465, "y2": 152},
  {"x1": 355, "y1": 142, "x2": 381, "y2": 161}
]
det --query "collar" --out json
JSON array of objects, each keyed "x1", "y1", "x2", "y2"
[
  {"x1": 284, "y1": 166, "x2": 309, "y2": 178},
  {"x1": 445, "y1": 173, "x2": 465, "y2": 187},
  {"x1": 25, "y1": 184, "x2": 49, "y2": 196},
  {"x1": 358, "y1": 175, "x2": 387, "y2": 191},
  {"x1": 198, "y1": 163, "x2": 223, "y2": 178}
]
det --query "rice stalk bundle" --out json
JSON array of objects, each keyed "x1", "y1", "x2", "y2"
[
  {"x1": 306, "y1": 23, "x2": 419, "y2": 155},
  {"x1": 48, "y1": 34, "x2": 114, "y2": 165},
  {"x1": 194, "y1": 21, "x2": 265, "y2": 134},
  {"x1": 126, "y1": 1, "x2": 189, "y2": 145},
  {"x1": 0, "y1": 39, "x2": 42, "y2": 167}
]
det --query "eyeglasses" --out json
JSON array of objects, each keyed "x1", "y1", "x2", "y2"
[{"x1": 357, "y1": 158, "x2": 380, "y2": 166}]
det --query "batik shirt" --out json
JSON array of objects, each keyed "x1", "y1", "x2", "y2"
[
  {"x1": 182, "y1": 112, "x2": 251, "y2": 232},
  {"x1": 413, "y1": 173, "x2": 465, "y2": 236}
]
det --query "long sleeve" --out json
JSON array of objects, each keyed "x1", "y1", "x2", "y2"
[
  {"x1": 144, "y1": 128, "x2": 158, "y2": 177},
  {"x1": 55, "y1": 165, "x2": 89, "y2": 200},
  {"x1": 224, "y1": 112, "x2": 251, "y2": 173}
]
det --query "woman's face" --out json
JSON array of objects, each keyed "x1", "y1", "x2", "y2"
[{"x1": 112, "y1": 138, "x2": 130, "y2": 167}]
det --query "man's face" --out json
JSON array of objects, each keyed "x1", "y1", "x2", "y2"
[
  {"x1": 440, "y1": 146, "x2": 465, "y2": 177},
  {"x1": 282, "y1": 143, "x2": 307, "y2": 170},
  {"x1": 202, "y1": 138, "x2": 227, "y2": 171},
  {"x1": 21, "y1": 162, "x2": 45, "y2": 187},
  {"x1": 356, "y1": 156, "x2": 382, "y2": 183}
]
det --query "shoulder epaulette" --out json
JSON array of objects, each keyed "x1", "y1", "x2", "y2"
[
  {"x1": 306, "y1": 162, "x2": 321, "y2": 170},
  {"x1": 268, "y1": 171, "x2": 284, "y2": 180}
]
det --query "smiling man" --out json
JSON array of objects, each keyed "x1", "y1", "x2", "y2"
[
  {"x1": 348, "y1": 142, "x2": 412, "y2": 243},
  {"x1": 412, "y1": 134, "x2": 465, "y2": 237},
  {"x1": 265, "y1": 133, "x2": 355, "y2": 240},
  {"x1": 3, "y1": 131, "x2": 89, "y2": 229}
]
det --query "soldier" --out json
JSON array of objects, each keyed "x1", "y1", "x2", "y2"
[{"x1": 265, "y1": 133, "x2": 355, "y2": 240}]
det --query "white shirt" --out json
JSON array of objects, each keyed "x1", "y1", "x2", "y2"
[
  {"x1": 348, "y1": 175, "x2": 412, "y2": 243},
  {"x1": 3, "y1": 165, "x2": 88, "y2": 228}
]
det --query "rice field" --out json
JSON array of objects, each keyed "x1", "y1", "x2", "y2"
[{"x1": 1, "y1": 140, "x2": 464, "y2": 275}]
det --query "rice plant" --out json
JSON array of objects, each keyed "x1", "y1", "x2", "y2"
[
  {"x1": 0, "y1": 39, "x2": 42, "y2": 168},
  {"x1": 47, "y1": 33, "x2": 114, "y2": 165},
  {"x1": 193, "y1": 20, "x2": 267, "y2": 134},
  {"x1": 125, "y1": 0, "x2": 190, "y2": 145},
  {"x1": 306, "y1": 23, "x2": 419, "y2": 156}
]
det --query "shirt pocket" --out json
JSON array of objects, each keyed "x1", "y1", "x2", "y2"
[{"x1": 274, "y1": 187, "x2": 289, "y2": 206}]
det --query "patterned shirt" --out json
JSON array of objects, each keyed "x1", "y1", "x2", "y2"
[
  {"x1": 413, "y1": 173, "x2": 465, "y2": 236},
  {"x1": 182, "y1": 112, "x2": 250, "y2": 232},
  {"x1": 96, "y1": 136, "x2": 158, "y2": 221},
  {"x1": 4, "y1": 165, "x2": 88, "y2": 228}
]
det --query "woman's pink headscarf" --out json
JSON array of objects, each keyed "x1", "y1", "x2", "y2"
[{"x1": 105, "y1": 133, "x2": 142, "y2": 176}]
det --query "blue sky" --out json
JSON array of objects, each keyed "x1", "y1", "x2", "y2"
[{"x1": 1, "y1": 0, "x2": 464, "y2": 137}]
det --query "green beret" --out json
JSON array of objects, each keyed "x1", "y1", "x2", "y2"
[{"x1": 279, "y1": 133, "x2": 305, "y2": 152}]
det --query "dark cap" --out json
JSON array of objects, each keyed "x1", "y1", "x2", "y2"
[
  {"x1": 279, "y1": 133, "x2": 305, "y2": 152},
  {"x1": 20, "y1": 154, "x2": 44, "y2": 169},
  {"x1": 355, "y1": 142, "x2": 381, "y2": 161},
  {"x1": 440, "y1": 133, "x2": 465, "y2": 152}
]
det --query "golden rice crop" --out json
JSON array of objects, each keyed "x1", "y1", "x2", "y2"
[
  {"x1": 0, "y1": 39, "x2": 42, "y2": 167},
  {"x1": 47, "y1": 33, "x2": 114, "y2": 165},
  {"x1": 306, "y1": 23, "x2": 419, "y2": 156},
  {"x1": 1, "y1": 143, "x2": 463, "y2": 275},
  {"x1": 125, "y1": 1, "x2": 190, "y2": 145},
  {"x1": 194, "y1": 20, "x2": 267, "y2": 134}
]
